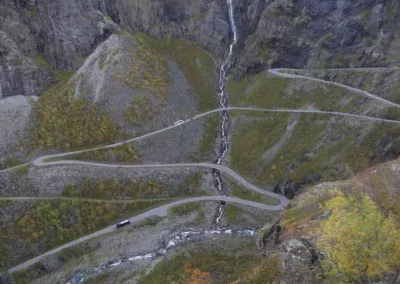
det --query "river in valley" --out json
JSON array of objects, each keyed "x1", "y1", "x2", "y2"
[{"x1": 66, "y1": 229, "x2": 255, "y2": 284}]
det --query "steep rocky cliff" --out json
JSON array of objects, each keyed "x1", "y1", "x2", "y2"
[
  {"x1": 0, "y1": 0, "x2": 230, "y2": 99},
  {"x1": 0, "y1": 0, "x2": 118, "y2": 98},
  {"x1": 235, "y1": 0, "x2": 400, "y2": 74},
  {"x1": 2, "y1": 0, "x2": 400, "y2": 99}
]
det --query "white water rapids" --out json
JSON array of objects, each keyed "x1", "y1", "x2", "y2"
[
  {"x1": 216, "y1": 0, "x2": 238, "y2": 166},
  {"x1": 66, "y1": 229, "x2": 255, "y2": 284},
  {"x1": 212, "y1": 0, "x2": 238, "y2": 226}
]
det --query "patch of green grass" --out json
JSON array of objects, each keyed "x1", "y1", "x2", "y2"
[
  {"x1": 130, "y1": 216, "x2": 164, "y2": 229},
  {"x1": 173, "y1": 172, "x2": 211, "y2": 197},
  {"x1": 17, "y1": 164, "x2": 29, "y2": 175},
  {"x1": 330, "y1": 57, "x2": 346, "y2": 68},
  {"x1": 230, "y1": 113, "x2": 330, "y2": 185},
  {"x1": 230, "y1": 182, "x2": 280, "y2": 206},
  {"x1": 63, "y1": 173, "x2": 208, "y2": 201},
  {"x1": 98, "y1": 53, "x2": 107, "y2": 70},
  {"x1": 256, "y1": 42, "x2": 271, "y2": 60},
  {"x1": 0, "y1": 201, "x2": 10, "y2": 210},
  {"x1": 0, "y1": 199, "x2": 164, "y2": 269},
  {"x1": 57, "y1": 241, "x2": 100, "y2": 263},
  {"x1": 59, "y1": 143, "x2": 139, "y2": 163},
  {"x1": 225, "y1": 204, "x2": 246, "y2": 223},
  {"x1": 54, "y1": 69, "x2": 75, "y2": 83},
  {"x1": 24, "y1": 10, "x2": 35, "y2": 17},
  {"x1": 229, "y1": 113, "x2": 289, "y2": 177},
  {"x1": 11, "y1": 262, "x2": 47, "y2": 284},
  {"x1": 359, "y1": 8, "x2": 372, "y2": 21},
  {"x1": 246, "y1": 256, "x2": 282, "y2": 283},
  {"x1": 0, "y1": 156, "x2": 23, "y2": 170},
  {"x1": 228, "y1": 72, "x2": 288, "y2": 108},
  {"x1": 169, "y1": 203, "x2": 200, "y2": 216},
  {"x1": 34, "y1": 54, "x2": 49, "y2": 67},
  {"x1": 259, "y1": 115, "x2": 328, "y2": 184},
  {"x1": 271, "y1": 116, "x2": 400, "y2": 186},
  {"x1": 184, "y1": 12, "x2": 207, "y2": 25},
  {"x1": 190, "y1": 114, "x2": 220, "y2": 161},
  {"x1": 63, "y1": 179, "x2": 165, "y2": 200},
  {"x1": 138, "y1": 33, "x2": 216, "y2": 111},
  {"x1": 228, "y1": 68, "x2": 400, "y2": 188},
  {"x1": 12, "y1": 58, "x2": 23, "y2": 65},
  {"x1": 282, "y1": 189, "x2": 335, "y2": 227},
  {"x1": 229, "y1": 72, "x2": 363, "y2": 112},
  {"x1": 364, "y1": 37, "x2": 373, "y2": 47}
]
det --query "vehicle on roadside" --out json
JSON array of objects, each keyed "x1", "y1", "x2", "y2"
[
  {"x1": 174, "y1": 120, "x2": 184, "y2": 125},
  {"x1": 116, "y1": 220, "x2": 131, "y2": 228}
]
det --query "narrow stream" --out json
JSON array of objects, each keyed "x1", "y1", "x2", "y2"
[
  {"x1": 212, "y1": 0, "x2": 238, "y2": 226},
  {"x1": 66, "y1": 229, "x2": 255, "y2": 284}
]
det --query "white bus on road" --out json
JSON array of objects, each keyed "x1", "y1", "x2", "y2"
[
  {"x1": 116, "y1": 220, "x2": 131, "y2": 228},
  {"x1": 174, "y1": 120, "x2": 184, "y2": 125}
]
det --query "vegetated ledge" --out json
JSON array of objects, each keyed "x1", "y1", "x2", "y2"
[{"x1": 228, "y1": 109, "x2": 400, "y2": 199}]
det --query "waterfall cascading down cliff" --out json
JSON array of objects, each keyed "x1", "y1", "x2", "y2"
[{"x1": 212, "y1": 0, "x2": 238, "y2": 226}]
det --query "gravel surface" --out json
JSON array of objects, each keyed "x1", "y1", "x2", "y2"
[
  {"x1": 0, "y1": 95, "x2": 36, "y2": 165},
  {"x1": 0, "y1": 165, "x2": 213, "y2": 197}
]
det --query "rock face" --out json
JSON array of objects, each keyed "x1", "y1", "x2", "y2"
[
  {"x1": 281, "y1": 238, "x2": 314, "y2": 264},
  {"x1": 0, "y1": 95, "x2": 36, "y2": 165},
  {"x1": 0, "y1": 0, "x2": 231, "y2": 99},
  {"x1": 235, "y1": 0, "x2": 400, "y2": 74},
  {"x1": 0, "y1": 0, "x2": 118, "y2": 98},
  {"x1": 116, "y1": 0, "x2": 231, "y2": 55},
  {"x1": 2, "y1": 0, "x2": 400, "y2": 98}
]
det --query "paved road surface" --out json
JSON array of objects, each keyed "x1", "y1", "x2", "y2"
[
  {"x1": 33, "y1": 161, "x2": 288, "y2": 204},
  {"x1": 8, "y1": 195, "x2": 283, "y2": 273},
  {"x1": 27, "y1": 107, "x2": 400, "y2": 168},
  {"x1": 0, "y1": 197, "x2": 180, "y2": 203},
  {"x1": 5, "y1": 67, "x2": 400, "y2": 273},
  {"x1": 269, "y1": 68, "x2": 400, "y2": 109}
]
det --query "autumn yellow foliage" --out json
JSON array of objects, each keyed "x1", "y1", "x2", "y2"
[
  {"x1": 183, "y1": 263, "x2": 210, "y2": 284},
  {"x1": 30, "y1": 82, "x2": 119, "y2": 150},
  {"x1": 318, "y1": 190, "x2": 400, "y2": 282}
]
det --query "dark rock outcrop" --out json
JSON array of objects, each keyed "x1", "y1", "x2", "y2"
[
  {"x1": 116, "y1": 0, "x2": 231, "y2": 56},
  {"x1": 274, "y1": 180, "x2": 300, "y2": 199},
  {"x1": 0, "y1": 0, "x2": 118, "y2": 98}
]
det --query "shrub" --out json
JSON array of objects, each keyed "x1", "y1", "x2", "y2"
[
  {"x1": 318, "y1": 190, "x2": 400, "y2": 282},
  {"x1": 169, "y1": 203, "x2": 200, "y2": 216}
]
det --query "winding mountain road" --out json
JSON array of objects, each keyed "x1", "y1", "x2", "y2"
[
  {"x1": 5, "y1": 67, "x2": 400, "y2": 273},
  {"x1": 8, "y1": 195, "x2": 282, "y2": 273},
  {"x1": 27, "y1": 107, "x2": 400, "y2": 166},
  {"x1": 33, "y1": 161, "x2": 287, "y2": 203},
  {"x1": 0, "y1": 196, "x2": 180, "y2": 203},
  {"x1": 269, "y1": 68, "x2": 400, "y2": 109}
]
